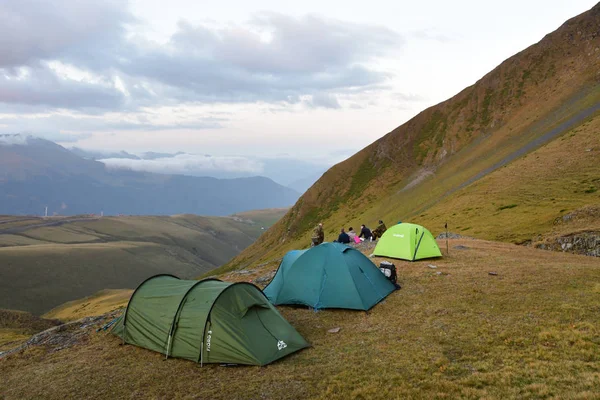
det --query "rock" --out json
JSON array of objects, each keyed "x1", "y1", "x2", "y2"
[
  {"x1": 488, "y1": 272, "x2": 498, "y2": 276},
  {"x1": 453, "y1": 245, "x2": 470, "y2": 250},
  {"x1": 234, "y1": 270, "x2": 253, "y2": 275},
  {"x1": 427, "y1": 264, "x2": 437, "y2": 269},
  {"x1": 327, "y1": 327, "x2": 341, "y2": 334},
  {"x1": 436, "y1": 271, "x2": 443, "y2": 275},
  {"x1": 436, "y1": 232, "x2": 473, "y2": 240},
  {"x1": 369, "y1": 254, "x2": 375, "y2": 258}
]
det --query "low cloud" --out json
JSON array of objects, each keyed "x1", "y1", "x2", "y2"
[
  {"x1": 0, "y1": 133, "x2": 30, "y2": 146},
  {"x1": 100, "y1": 154, "x2": 265, "y2": 175}
]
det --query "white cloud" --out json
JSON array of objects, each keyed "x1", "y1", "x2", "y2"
[
  {"x1": 100, "y1": 153, "x2": 265, "y2": 175},
  {"x1": 0, "y1": 133, "x2": 31, "y2": 146}
]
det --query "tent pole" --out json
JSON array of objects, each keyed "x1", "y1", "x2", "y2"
[
  {"x1": 165, "y1": 335, "x2": 172, "y2": 360},
  {"x1": 445, "y1": 221, "x2": 449, "y2": 256},
  {"x1": 200, "y1": 342, "x2": 204, "y2": 367}
]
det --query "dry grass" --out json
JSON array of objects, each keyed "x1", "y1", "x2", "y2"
[{"x1": 2, "y1": 240, "x2": 600, "y2": 399}]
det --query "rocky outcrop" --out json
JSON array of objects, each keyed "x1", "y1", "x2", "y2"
[
  {"x1": 436, "y1": 232, "x2": 473, "y2": 240},
  {"x1": 535, "y1": 231, "x2": 600, "y2": 257},
  {"x1": 0, "y1": 310, "x2": 122, "y2": 359}
]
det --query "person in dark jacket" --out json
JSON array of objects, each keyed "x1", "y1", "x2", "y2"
[
  {"x1": 337, "y1": 228, "x2": 350, "y2": 244},
  {"x1": 373, "y1": 220, "x2": 388, "y2": 240},
  {"x1": 359, "y1": 224, "x2": 372, "y2": 240}
]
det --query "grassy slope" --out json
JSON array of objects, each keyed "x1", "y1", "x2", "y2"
[
  {"x1": 220, "y1": 4, "x2": 600, "y2": 273},
  {"x1": 2, "y1": 241, "x2": 600, "y2": 399},
  {"x1": 43, "y1": 289, "x2": 133, "y2": 322},
  {"x1": 414, "y1": 115, "x2": 600, "y2": 242},
  {"x1": 0, "y1": 210, "x2": 286, "y2": 315}
]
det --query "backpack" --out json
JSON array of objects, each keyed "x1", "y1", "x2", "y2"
[{"x1": 379, "y1": 261, "x2": 397, "y2": 284}]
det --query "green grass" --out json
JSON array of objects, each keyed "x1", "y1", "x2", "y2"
[{"x1": 2, "y1": 240, "x2": 600, "y2": 399}]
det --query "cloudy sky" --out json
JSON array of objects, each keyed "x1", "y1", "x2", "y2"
[{"x1": 0, "y1": 0, "x2": 596, "y2": 176}]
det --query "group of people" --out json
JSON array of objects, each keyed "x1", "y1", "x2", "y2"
[{"x1": 311, "y1": 220, "x2": 388, "y2": 247}]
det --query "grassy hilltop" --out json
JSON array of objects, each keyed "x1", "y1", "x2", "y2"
[
  {"x1": 221, "y1": 4, "x2": 600, "y2": 273},
  {"x1": 2, "y1": 239, "x2": 600, "y2": 399},
  {"x1": 0, "y1": 209, "x2": 287, "y2": 315}
]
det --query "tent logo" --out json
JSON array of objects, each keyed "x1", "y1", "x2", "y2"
[
  {"x1": 206, "y1": 330, "x2": 212, "y2": 352},
  {"x1": 393, "y1": 234, "x2": 404, "y2": 238},
  {"x1": 277, "y1": 340, "x2": 287, "y2": 351}
]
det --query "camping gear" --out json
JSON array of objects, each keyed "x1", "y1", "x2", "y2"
[
  {"x1": 263, "y1": 242, "x2": 397, "y2": 311},
  {"x1": 379, "y1": 261, "x2": 397, "y2": 284},
  {"x1": 373, "y1": 222, "x2": 442, "y2": 261},
  {"x1": 354, "y1": 236, "x2": 361, "y2": 243},
  {"x1": 111, "y1": 274, "x2": 309, "y2": 366}
]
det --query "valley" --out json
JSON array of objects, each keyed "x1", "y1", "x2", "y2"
[{"x1": 0, "y1": 210, "x2": 286, "y2": 315}]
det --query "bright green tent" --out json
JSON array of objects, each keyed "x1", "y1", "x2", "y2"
[
  {"x1": 263, "y1": 242, "x2": 397, "y2": 310},
  {"x1": 373, "y1": 222, "x2": 442, "y2": 261},
  {"x1": 111, "y1": 274, "x2": 309, "y2": 366}
]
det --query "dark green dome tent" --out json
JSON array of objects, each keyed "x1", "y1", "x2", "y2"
[
  {"x1": 373, "y1": 222, "x2": 442, "y2": 261},
  {"x1": 263, "y1": 242, "x2": 397, "y2": 311},
  {"x1": 111, "y1": 275, "x2": 308, "y2": 366}
]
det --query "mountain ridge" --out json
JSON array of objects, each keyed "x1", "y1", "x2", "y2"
[
  {"x1": 0, "y1": 135, "x2": 299, "y2": 216},
  {"x1": 222, "y1": 3, "x2": 600, "y2": 271}
]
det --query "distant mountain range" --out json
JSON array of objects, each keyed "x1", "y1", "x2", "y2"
[
  {"x1": 70, "y1": 146, "x2": 332, "y2": 193},
  {"x1": 0, "y1": 135, "x2": 300, "y2": 216}
]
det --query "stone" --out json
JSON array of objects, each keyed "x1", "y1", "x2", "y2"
[
  {"x1": 327, "y1": 327, "x2": 341, "y2": 334},
  {"x1": 234, "y1": 270, "x2": 253, "y2": 275},
  {"x1": 488, "y1": 272, "x2": 498, "y2": 276},
  {"x1": 427, "y1": 264, "x2": 437, "y2": 269}
]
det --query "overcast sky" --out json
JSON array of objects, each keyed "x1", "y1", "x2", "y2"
[{"x1": 0, "y1": 0, "x2": 596, "y2": 165}]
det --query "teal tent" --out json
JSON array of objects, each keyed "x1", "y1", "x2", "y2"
[
  {"x1": 112, "y1": 275, "x2": 308, "y2": 366},
  {"x1": 373, "y1": 222, "x2": 442, "y2": 261},
  {"x1": 263, "y1": 242, "x2": 396, "y2": 310}
]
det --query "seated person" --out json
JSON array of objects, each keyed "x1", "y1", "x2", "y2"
[
  {"x1": 359, "y1": 224, "x2": 372, "y2": 241},
  {"x1": 347, "y1": 227, "x2": 357, "y2": 240},
  {"x1": 337, "y1": 228, "x2": 350, "y2": 244}
]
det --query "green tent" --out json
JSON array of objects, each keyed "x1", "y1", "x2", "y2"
[
  {"x1": 373, "y1": 222, "x2": 442, "y2": 261},
  {"x1": 111, "y1": 274, "x2": 309, "y2": 366},
  {"x1": 263, "y1": 242, "x2": 397, "y2": 311}
]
